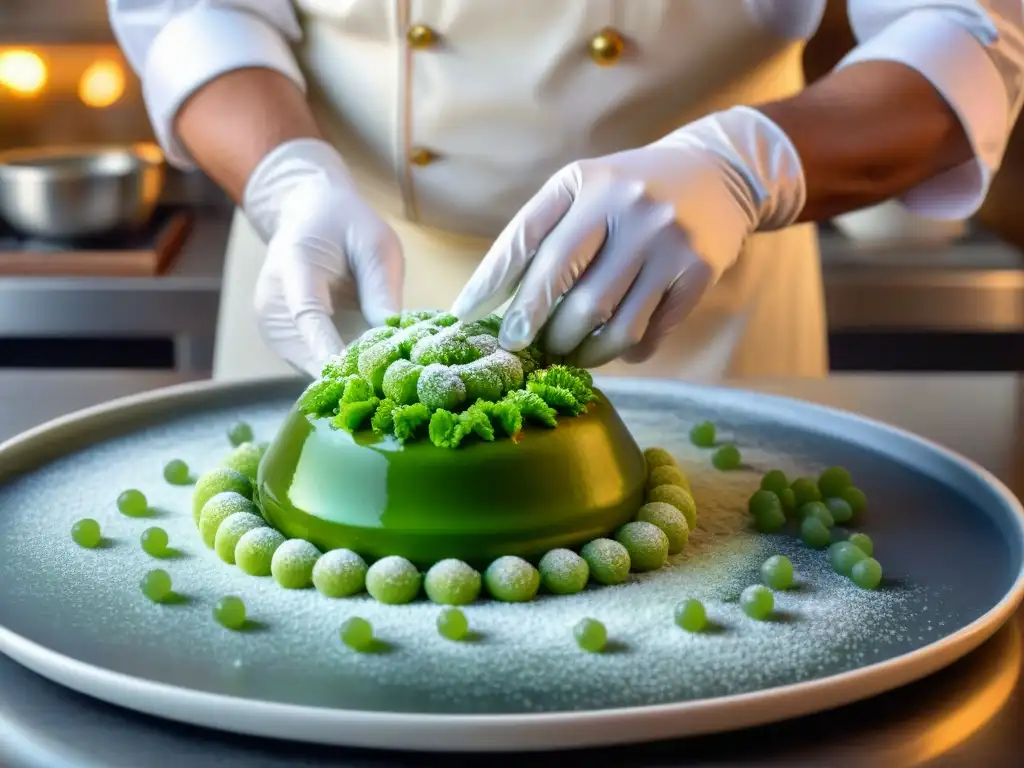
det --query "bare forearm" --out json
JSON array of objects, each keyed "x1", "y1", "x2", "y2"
[
  {"x1": 174, "y1": 67, "x2": 321, "y2": 203},
  {"x1": 760, "y1": 61, "x2": 973, "y2": 222}
]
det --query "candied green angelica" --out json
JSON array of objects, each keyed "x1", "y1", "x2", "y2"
[
  {"x1": 646, "y1": 464, "x2": 689, "y2": 492},
  {"x1": 675, "y1": 599, "x2": 708, "y2": 632},
  {"x1": 163, "y1": 459, "x2": 191, "y2": 485},
  {"x1": 848, "y1": 532, "x2": 874, "y2": 557},
  {"x1": 636, "y1": 502, "x2": 689, "y2": 554},
  {"x1": 71, "y1": 518, "x2": 101, "y2": 549},
  {"x1": 748, "y1": 490, "x2": 785, "y2": 533},
  {"x1": 740, "y1": 584, "x2": 774, "y2": 620},
  {"x1": 140, "y1": 527, "x2": 168, "y2": 557},
  {"x1": 689, "y1": 421, "x2": 716, "y2": 447},
  {"x1": 227, "y1": 421, "x2": 254, "y2": 447},
  {"x1": 573, "y1": 618, "x2": 608, "y2": 653},
  {"x1": 760, "y1": 470, "x2": 789, "y2": 496},
  {"x1": 646, "y1": 484, "x2": 697, "y2": 530},
  {"x1": 580, "y1": 538, "x2": 631, "y2": 586},
  {"x1": 842, "y1": 487, "x2": 868, "y2": 518},
  {"x1": 824, "y1": 497, "x2": 854, "y2": 525},
  {"x1": 424, "y1": 559, "x2": 482, "y2": 605},
  {"x1": 214, "y1": 512, "x2": 266, "y2": 564},
  {"x1": 312, "y1": 548, "x2": 368, "y2": 598},
  {"x1": 198, "y1": 492, "x2": 259, "y2": 549},
  {"x1": 712, "y1": 444, "x2": 741, "y2": 471},
  {"x1": 366, "y1": 555, "x2": 422, "y2": 604},
  {"x1": 817, "y1": 466, "x2": 853, "y2": 499},
  {"x1": 790, "y1": 477, "x2": 821, "y2": 507},
  {"x1": 615, "y1": 521, "x2": 669, "y2": 572},
  {"x1": 760, "y1": 555, "x2": 794, "y2": 590},
  {"x1": 643, "y1": 446, "x2": 677, "y2": 470},
  {"x1": 828, "y1": 541, "x2": 867, "y2": 577},
  {"x1": 271, "y1": 539, "x2": 322, "y2": 590},
  {"x1": 340, "y1": 617, "x2": 374, "y2": 651},
  {"x1": 851, "y1": 557, "x2": 883, "y2": 589},
  {"x1": 235, "y1": 527, "x2": 286, "y2": 577},
  {"x1": 538, "y1": 548, "x2": 590, "y2": 595},
  {"x1": 140, "y1": 569, "x2": 172, "y2": 603},
  {"x1": 799, "y1": 501, "x2": 834, "y2": 529},
  {"x1": 484, "y1": 556, "x2": 540, "y2": 602},
  {"x1": 800, "y1": 516, "x2": 830, "y2": 549},
  {"x1": 436, "y1": 607, "x2": 470, "y2": 641},
  {"x1": 213, "y1": 596, "x2": 246, "y2": 630},
  {"x1": 117, "y1": 489, "x2": 148, "y2": 518},
  {"x1": 192, "y1": 468, "x2": 252, "y2": 526}
]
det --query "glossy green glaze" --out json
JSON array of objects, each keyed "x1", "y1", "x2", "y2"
[{"x1": 258, "y1": 390, "x2": 646, "y2": 567}]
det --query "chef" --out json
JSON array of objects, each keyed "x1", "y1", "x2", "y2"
[{"x1": 109, "y1": 0, "x2": 1024, "y2": 382}]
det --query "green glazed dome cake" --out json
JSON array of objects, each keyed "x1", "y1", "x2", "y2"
[{"x1": 257, "y1": 310, "x2": 646, "y2": 567}]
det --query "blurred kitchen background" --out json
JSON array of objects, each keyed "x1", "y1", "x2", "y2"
[{"x1": 2, "y1": 0, "x2": 1024, "y2": 374}]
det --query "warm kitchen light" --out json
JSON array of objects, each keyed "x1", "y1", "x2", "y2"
[
  {"x1": 78, "y1": 59, "x2": 126, "y2": 108},
  {"x1": 0, "y1": 49, "x2": 47, "y2": 97}
]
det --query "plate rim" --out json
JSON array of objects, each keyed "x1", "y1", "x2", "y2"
[{"x1": 1, "y1": 374, "x2": 1023, "y2": 752}]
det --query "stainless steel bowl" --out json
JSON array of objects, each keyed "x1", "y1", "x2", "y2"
[{"x1": 0, "y1": 143, "x2": 166, "y2": 239}]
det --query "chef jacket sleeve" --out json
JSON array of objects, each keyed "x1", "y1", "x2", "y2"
[
  {"x1": 840, "y1": 0, "x2": 1024, "y2": 218},
  {"x1": 106, "y1": 0, "x2": 306, "y2": 169}
]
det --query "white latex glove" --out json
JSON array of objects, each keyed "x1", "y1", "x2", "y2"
[
  {"x1": 451, "y1": 106, "x2": 806, "y2": 368},
  {"x1": 243, "y1": 139, "x2": 404, "y2": 377}
]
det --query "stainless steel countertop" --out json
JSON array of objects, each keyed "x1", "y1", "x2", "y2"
[{"x1": 0, "y1": 370, "x2": 1021, "y2": 767}]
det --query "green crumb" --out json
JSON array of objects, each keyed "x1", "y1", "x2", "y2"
[
  {"x1": 615, "y1": 521, "x2": 669, "y2": 572},
  {"x1": 580, "y1": 538, "x2": 631, "y2": 585}
]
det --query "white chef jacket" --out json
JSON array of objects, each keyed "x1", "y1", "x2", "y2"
[{"x1": 109, "y1": 0, "x2": 1024, "y2": 382}]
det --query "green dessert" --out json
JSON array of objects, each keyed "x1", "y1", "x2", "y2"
[{"x1": 257, "y1": 310, "x2": 646, "y2": 567}]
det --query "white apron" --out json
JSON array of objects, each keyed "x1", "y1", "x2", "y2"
[{"x1": 213, "y1": 0, "x2": 828, "y2": 383}]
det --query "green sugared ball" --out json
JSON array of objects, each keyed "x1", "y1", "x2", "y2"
[
  {"x1": 615, "y1": 521, "x2": 669, "y2": 572},
  {"x1": 800, "y1": 516, "x2": 831, "y2": 549},
  {"x1": 646, "y1": 484, "x2": 697, "y2": 530},
  {"x1": 740, "y1": 584, "x2": 774, "y2": 620},
  {"x1": 270, "y1": 539, "x2": 321, "y2": 589},
  {"x1": 573, "y1": 618, "x2": 607, "y2": 653},
  {"x1": 675, "y1": 598, "x2": 708, "y2": 632},
  {"x1": 214, "y1": 512, "x2": 266, "y2": 564},
  {"x1": 778, "y1": 487, "x2": 797, "y2": 513},
  {"x1": 818, "y1": 466, "x2": 853, "y2": 499},
  {"x1": 760, "y1": 555, "x2": 794, "y2": 590},
  {"x1": 366, "y1": 555, "x2": 422, "y2": 604},
  {"x1": 689, "y1": 421, "x2": 716, "y2": 447},
  {"x1": 799, "y1": 501, "x2": 834, "y2": 529},
  {"x1": 424, "y1": 559, "x2": 481, "y2": 605},
  {"x1": 235, "y1": 527, "x2": 286, "y2": 577},
  {"x1": 646, "y1": 464, "x2": 689, "y2": 492},
  {"x1": 163, "y1": 459, "x2": 191, "y2": 485},
  {"x1": 436, "y1": 607, "x2": 470, "y2": 641},
  {"x1": 192, "y1": 468, "x2": 252, "y2": 526},
  {"x1": 227, "y1": 421, "x2": 254, "y2": 447},
  {"x1": 117, "y1": 489, "x2": 148, "y2": 518},
  {"x1": 140, "y1": 569, "x2": 172, "y2": 603},
  {"x1": 213, "y1": 596, "x2": 246, "y2": 630},
  {"x1": 312, "y1": 548, "x2": 368, "y2": 598},
  {"x1": 484, "y1": 556, "x2": 540, "y2": 602},
  {"x1": 848, "y1": 532, "x2": 874, "y2": 557},
  {"x1": 538, "y1": 548, "x2": 590, "y2": 595},
  {"x1": 140, "y1": 526, "x2": 168, "y2": 557},
  {"x1": 643, "y1": 447, "x2": 677, "y2": 470},
  {"x1": 636, "y1": 502, "x2": 689, "y2": 554},
  {"x1": 824, "y1": 496, "x2": 854, "y2": 524},
  {"x1": 580, "y1": 538, "x2": 631, "y2": 585},
  {"x1": 340, "y1": 617, "x2": 374, "y2": 651},
  {"x1": 198, "y1": 491, "x2": 259, "y2": 549},
  {"x1": 748, "y1": 490, "x2": 785, "y2": 533},
  {"x1": 842, "y1": 486, "x2": 868, "y2": 518},
  {"x1": 790, "y1": 477, "x2": 821, "y2": 507},
  {"x1": 851, "y1": 557, "x2": 883, "y2": 589},
  {"x1": 829, "y1": 541, "x2": 867, "y2": 576},
  {"x1": 71, "y1": 518, "x2": 101, "y2": 548},
  {"x1": 711, "y1": 444, "x2": 741, "y2": 471},
  {"x1": 222, "y1": 442, "x2": 264, "y2": 480},
  {"x1": 760, "y1": 470, "x2": 789, "y2": 496},
  {"x1": 382, "y1": 359, "x2": 424, "y2": 404}
]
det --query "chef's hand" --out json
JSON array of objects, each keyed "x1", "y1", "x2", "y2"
[
  {"x1": 243, "y1": 139, "x2": 404, "y2": 377},
  {"x1": 451, "y1": 107, "x2": 806, "y2": 367}
]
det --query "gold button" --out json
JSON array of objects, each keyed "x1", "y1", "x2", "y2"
[
  {"x1": 409, "y1": 147, "x2": 437, "y2": 166},
  {"x1": 407, "y1": 24, "x2": 437, "y2": 49},
  {"x1": 588, "y1": 28, "x2": 625, "y2": 65}
]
